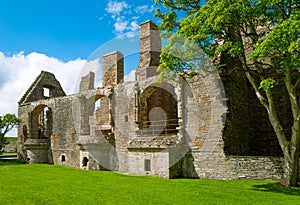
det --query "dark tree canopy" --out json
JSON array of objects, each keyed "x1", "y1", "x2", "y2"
[{"x1": 155, "y1": 0, "x2": 300, "y2": 187}]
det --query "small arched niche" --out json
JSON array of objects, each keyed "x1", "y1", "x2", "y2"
[{"x1": 61, "y1": 154, "x2": 66, "y2": 162}]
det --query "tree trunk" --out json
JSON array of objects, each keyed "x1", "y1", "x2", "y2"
[{"x1": 281, "y1": 144, "x2": 299, "y2": 187}]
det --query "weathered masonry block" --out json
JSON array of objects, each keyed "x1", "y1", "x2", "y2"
[
  {"x1": 102, "y1": 51, "x2": 124, "y2": 87},
  {"x1": 80, "y1": 71, "x2": 95, "y2": 92},
  {"x1": 136, "y1": 20, "x2": 161, "y2": 81}
]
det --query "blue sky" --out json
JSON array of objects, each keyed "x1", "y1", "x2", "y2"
[
  {"x1": 0, "y1": 0, "x2": 162, "y2": 136},
  {"x1": 0, "y1": 0, "x2": 160, "y2": 60}
]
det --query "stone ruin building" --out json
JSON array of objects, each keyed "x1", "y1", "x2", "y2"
[{"x1": 18, "y1": 20, "x2": 287, "y2": 179}]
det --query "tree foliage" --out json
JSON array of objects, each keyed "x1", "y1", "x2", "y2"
[
  {"x1": 0, "y1": 113, "x2": 21, "y2": 153},
  {"x1": 155, "y1": 0, "x2": 300, "y2": 187}
]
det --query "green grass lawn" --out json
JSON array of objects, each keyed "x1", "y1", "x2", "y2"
[
  {"x1": 0, "y1": 152, "x2": 17, "y2": 156},
  {"x1": 0, "y1": 159, "x2": 299, "y2": 205}
]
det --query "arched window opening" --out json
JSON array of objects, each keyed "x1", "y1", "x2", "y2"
[
  {"x1": 85, "y1": 95, "x2": 111, "y2": 134},
  {"x1": 30, "y1": 105, "x2": 52, "y2": 139},
  {"x1": 138, "y1": 84, "x2": 178, "y2": 136}
]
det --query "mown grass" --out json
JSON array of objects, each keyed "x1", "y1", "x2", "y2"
[
  {"x1": 0, "y1": 159, "x2": 299, "y2": 205},
  {"x1": 0, "y1": 152, "x2": 17, "y2": 156}
]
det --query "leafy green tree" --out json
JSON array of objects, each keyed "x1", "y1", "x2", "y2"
[
  {"x1": 155, "y1": 0, "x2": 299, "y2": 187},
  {"x1": 0, "y1": 114, "x2": 21, "y2": 153}
]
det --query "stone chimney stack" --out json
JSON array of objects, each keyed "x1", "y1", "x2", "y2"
[
  {"x1": 135, "y1": 20, "x2": 161, "y2": 81},
  {"x1": 79, "y1": 71, "x2": 95, "y2": 92},
  {"x1": 102, "y1": 51, "x2": 124, "y2": 87}
]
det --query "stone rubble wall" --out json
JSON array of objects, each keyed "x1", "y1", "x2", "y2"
[
  {"x1": 17, "y1": 20, "x2": 289, "y2": 181},
  {"x1": 79, "y1": 72, "x2": 95, "y2": 92}
]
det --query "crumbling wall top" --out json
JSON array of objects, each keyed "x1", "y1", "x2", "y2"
[{"x1": 79, "y1": 71, "x2": 95, "y2": 92}]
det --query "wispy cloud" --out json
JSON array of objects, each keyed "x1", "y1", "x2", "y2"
[
  {"x1": 105, "y1": 0, "x2": 129, "y2": 18},
  {"x1": 129, "y1": 21, "x2": 139, "y2": 31},
  {"x1": 114, "y1": 17, "x2": 128, "y2": 33},
  {"x1": 135, "y1": 5, "x2": 155, "y2": 14},
  {"x1": 104, "y1": 1, "x2": 156, "y2": 38}
]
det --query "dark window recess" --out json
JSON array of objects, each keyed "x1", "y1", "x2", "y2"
[
  {"x1": 124, "y1": 115, "x2": 128, "y2": 122},
  {"x1": 61, "y1": 155, "x2": 66, "y2": 162},
  {"x1": 82, "y1": 157, "x2": 89, "y2": 167},
  {"x1": 144, "y1": 159, "x2": 151, "y2": 171}
]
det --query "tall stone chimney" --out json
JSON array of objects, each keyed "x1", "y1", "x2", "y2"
[
  {"x1": 102, "y1": 51, "x2": 124, "y2": 87},
  {"x1": 135, "y1": 20, "x2": 161, "y2": 81},
  {"x1": 79, "y1": 71, "x2": 95, "y2": 92}
]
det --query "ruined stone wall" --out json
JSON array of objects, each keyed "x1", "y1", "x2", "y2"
[
  {"x1": 188, "y1": 153, "x2": 283, "y2": 180},
  {"x1": 220, "y1": 52, "x2": 291, "y2": 157},
  {"x1": 113, "y1": 77, "x2": 179, "y2": 178},
  {"x1": 17, "y1": 20, "x2": 292, "y2": 180},
  {"x1": 95, "y1": 97, "x2": 110, "y2": 127},
  {"x1": 18, "y1": 96, "x2": 80, "y2": 166},
  {"x1": 113, "y1": 82, "x2": 138, "y2": 174},
  {"x1": 178, "y1": 69, "x2": 227, "y2": 178},
  {"x1": 102, "y1": 51, "x2": 124, "y2": 87},
  {"x1": 176, "y1": 70, "x2": 284, "y2": 179},
  {"x1": 247, "y1": 82, "x2": 282, "y2": 156},
  {"x1": 50, "y1": 96, "x2": 80, "y2": 167},
  {"x1": 247, "y1": 74, "x2": 299, "y2": 157},
  {"x1": 79, "y1": 72, "x2": 95, "y2": 92},
  {"x1": 219, "y1": 54, "x2": 251, "y2": 155},
  {"x1": 96, "y1": 51, "x2": 125, "y2": 129},
  {"x1": 127, "y1": 149, "x2": 170, "y2": 177}
]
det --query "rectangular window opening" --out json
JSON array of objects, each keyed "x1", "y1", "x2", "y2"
[
  {"x1": 144, "y1": 159, "x2": 151, "y2": 172},
  {"x1": 43, "y1": 87, "x2": 50, "y2": 97}
]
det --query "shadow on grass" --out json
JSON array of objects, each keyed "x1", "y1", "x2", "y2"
[
  {"x1": 0, "y1": 159, "x2": 25, "y2": 166},
  {"x1": 251, "y1": 182, "x2": 300, "y2": 196}
]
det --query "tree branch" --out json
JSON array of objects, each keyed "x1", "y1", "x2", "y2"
[
  {"x1": 294, "y1": 78, "x2": 300, "y2": 89},
  {"x1": 265, "y1": 88, "x2": 288, "y2": 151},
  {"x1": 244, "y1": 71, "x2": 268, "y2": 108},
  {"x1": 284, "y1": 66, "x2": 299, "y2": 120}
]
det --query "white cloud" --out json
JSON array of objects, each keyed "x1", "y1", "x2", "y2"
[
  {"x1": 114, "y1": 17, "x2": 128, "y2": 33},
  {"x1": 105, "y1": 0, "x2": 129, "y2": 18},
  {"x1": 132, "y1": 16, "x2": 140, "y2": 21},
  {"x1": 129, "y1": 21, "x2": 139, "y2": 31},
  {"x1": 0, "y1": 52, "x2": 104, "y2": 136},
  {"x1": 113, "y1": 17, "x2": 140, "y2": 39},
  {"x1": 134, "y1": 5, "x2": 155, "y2": 14},
  {"x1": 125, "y1": 32, "x2": 136, "y2": 39},
  {"x1": 0, "y1": 51, "x2": 88, "y2": 118},
  {"x1": 105, "y1": 1, "x2": 158, "y2": 38},
  {"x1": 98, "y1": 14, "x2": 107, "y2": 21}
]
